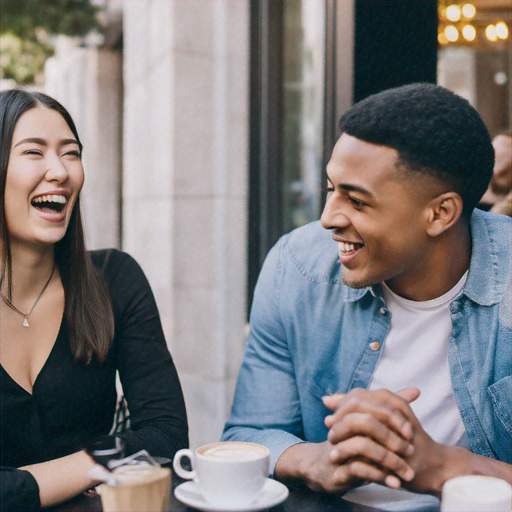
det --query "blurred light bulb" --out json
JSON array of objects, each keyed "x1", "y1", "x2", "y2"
[
  {"x1": 446, "y1": 5, "x2": 461, "y2": 22},
  {"x1": 496, "y1": 22, "x2": 509, "y2": 40},
  {"x1": 494, "y1": 72, "x2": 508, "y2": 85},
  {"x1": 445, "y1": 25, "x2": 460, "y2": 42},
  {"x1": 438, "y1": 32, "x2": 449, "y2": 45},
  {"x1": 462, "y1": 25, "x2": 476, "y2": 41},
  {"x1": 462, "y1": 3, "x2": 476, "y2": 19},
  {"x1": 486, "y1": 25, "x2": 498, "y2": 42}
]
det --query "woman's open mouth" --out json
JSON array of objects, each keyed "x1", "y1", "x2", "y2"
[{"x1": 31, "y1": 194, "x2": 68, "y2": 221}]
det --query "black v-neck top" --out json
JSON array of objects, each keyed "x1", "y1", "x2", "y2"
[{"x1": 1, "y1": 250, "x2": 188, "y2": 510}]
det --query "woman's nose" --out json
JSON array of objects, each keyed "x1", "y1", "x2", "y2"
[{"x1": 44, "y1": 157, "x2": 69, "y2": 183}]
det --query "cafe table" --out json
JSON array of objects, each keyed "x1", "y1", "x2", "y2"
[{"x1": 49, "y1": 473, "x2": 441, "y2": 512}]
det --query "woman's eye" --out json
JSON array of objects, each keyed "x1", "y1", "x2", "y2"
[
  {"x1": 23, "y1": 149, "x2": 43, "y2": 156},
  {"x1": 64, "y1": 150, "x2": 81, "y2": 158}
]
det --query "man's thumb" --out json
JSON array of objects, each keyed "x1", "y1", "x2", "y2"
[{"x1": 397, "y1": 387, "x2": 421, "y2": 403}]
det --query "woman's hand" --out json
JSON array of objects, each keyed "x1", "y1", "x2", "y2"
[{"x1": 21, "y1": 451, "x2": 98, "y2": 508}]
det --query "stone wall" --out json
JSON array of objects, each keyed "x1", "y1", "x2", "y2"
[{"x1": 121, "y1": 0, "x2": 250, "y2": 448}]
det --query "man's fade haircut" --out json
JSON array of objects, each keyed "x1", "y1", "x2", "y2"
[{"x1": 338, "y1": 83, "x2": 494, "y2": 219}]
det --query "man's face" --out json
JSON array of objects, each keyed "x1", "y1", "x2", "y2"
[
  {"x1": 490, "y1": 134, "x2": 512, "y2": 194},
  {"x1": 321, "y1": 134, "x2": 446, "y2": 296}
]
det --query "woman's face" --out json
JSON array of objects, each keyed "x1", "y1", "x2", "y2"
[{"x1": 4, "y1": 106, "x2": 84, "y2": 249}]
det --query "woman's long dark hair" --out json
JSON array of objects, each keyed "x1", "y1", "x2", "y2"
[{"x1": 0, "y1": 89, "x2": 114, "y2": 363}]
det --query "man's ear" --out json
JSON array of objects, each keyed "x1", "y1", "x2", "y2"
[{"x1": 425, "y1": 192, "x2": 464, "y2": 237}]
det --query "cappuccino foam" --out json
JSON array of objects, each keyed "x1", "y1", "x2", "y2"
[{"x1": 200, "y1": 444, "x2": 265, "y2": 461}]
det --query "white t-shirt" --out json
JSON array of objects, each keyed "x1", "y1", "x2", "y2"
[{"x1": 368, "y1": 272, "x2": 468, "y2": 445}]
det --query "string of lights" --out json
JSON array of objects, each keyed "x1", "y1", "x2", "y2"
[{"x1": 438, "y1": 2, "x2": 509, "y2": 45}]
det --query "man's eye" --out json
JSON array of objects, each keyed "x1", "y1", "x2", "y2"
[{"x1": 348, "y1": 196, "x2": 366, "y2": 207}]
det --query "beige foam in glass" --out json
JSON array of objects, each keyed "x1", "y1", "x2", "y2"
[{"x1": 101, "y1": 465, "x2": 171, "y2": 512}]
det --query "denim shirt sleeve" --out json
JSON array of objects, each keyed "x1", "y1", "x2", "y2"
[{"x1": 222, "y1": 236, "x2": 305, "y2": 474}]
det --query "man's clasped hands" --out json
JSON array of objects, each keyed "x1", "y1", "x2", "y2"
[{"x1": 277, "y1": 388, "x2": 468, "y2": 497}]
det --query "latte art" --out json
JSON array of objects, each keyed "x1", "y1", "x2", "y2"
[{"x1": 199, "y1": 443, "x2": 267, "y2": 461}]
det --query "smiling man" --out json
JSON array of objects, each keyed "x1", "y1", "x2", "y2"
[{"x1": 223, "y1": 84, "x2": 511, "y2": 498}]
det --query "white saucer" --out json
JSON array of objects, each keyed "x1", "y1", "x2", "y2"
[{"x1": 174, "y1": 478, "x2": 289, "y2": 511}]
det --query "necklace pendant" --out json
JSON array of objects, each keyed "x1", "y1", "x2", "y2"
[{"x1": 23, "y1": 317, "x2": 29, "y2": 328}]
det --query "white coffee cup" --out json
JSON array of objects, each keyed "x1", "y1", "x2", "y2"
[
  {"x1": 441, "y1": 475, "x2": 512, "y2": 512},
  {"x1": 173, "y1": 441, "x2": 270, "y2": 508}
]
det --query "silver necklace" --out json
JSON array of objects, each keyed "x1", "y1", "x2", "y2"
[{"x1": 1, "y1": 263, "x2": 56, "y2": 327}]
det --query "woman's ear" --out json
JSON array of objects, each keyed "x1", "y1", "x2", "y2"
[{"x1": 425, "y1": 192, "x2": 464, "y2": 237}]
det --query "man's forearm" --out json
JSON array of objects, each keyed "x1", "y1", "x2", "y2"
[
  {"x1": 275, "y1": 443, "x2": 316, "y2": 486},
  {"x1": 443, "y1": 446, "x2": 512, "y2": 488}
]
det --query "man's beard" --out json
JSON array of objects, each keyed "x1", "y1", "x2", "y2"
[{"x1": 341, "y1": 274, "x2": 375, "y2": 289}]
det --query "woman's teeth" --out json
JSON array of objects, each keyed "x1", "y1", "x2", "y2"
[{"x1": 32, "y1": 195, "x2": 67, "y2": 205}]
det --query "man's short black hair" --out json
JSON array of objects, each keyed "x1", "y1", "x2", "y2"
[{"x1": 338, "y1": 83, "x2": 494, "y2": 219}]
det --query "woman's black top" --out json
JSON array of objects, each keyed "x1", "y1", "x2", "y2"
[{"x1": 0, "y1": 250, "x2": 188, "y2": 510}]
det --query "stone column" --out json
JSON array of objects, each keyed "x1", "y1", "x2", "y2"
[{"x1": 122, "y1": 0, "x2": 249, "y2": 448}]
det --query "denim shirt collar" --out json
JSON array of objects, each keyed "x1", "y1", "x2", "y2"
[
  {"x1": 463, "y1": 209, "x2": 504, "y2": 306},
  {"x1": 343, "y1": 210, "x2": 502, "y2": 306}
]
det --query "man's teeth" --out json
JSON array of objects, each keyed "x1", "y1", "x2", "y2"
[
  {"x1": 32, "y1": 195, "x2": 67, "y2": 205},
  {"x1": 339, "y1": 242, "x2": 357, "y2": 254}
]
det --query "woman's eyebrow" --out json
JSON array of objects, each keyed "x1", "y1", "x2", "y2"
[
  {"x1": 13, "y1": 137, "x2": 47, "y2": 148},
  {"x1": 61, "y1": 139, "x2": 80, "y2": 147},
  {"x1": 13, "y1": 137, "x2": 80, "y2": 149}
]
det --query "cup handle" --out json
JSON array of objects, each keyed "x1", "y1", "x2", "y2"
[{"x1": 173, "y1": 449, "x2": 196, "y2": 480}]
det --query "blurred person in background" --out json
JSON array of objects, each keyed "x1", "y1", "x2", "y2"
[
  {"x1": 479, "y1": 130, "x2": 512, "y2": 217},
  {"x1": 0, "y1": 89, "x2": 188, "y2": 510}
]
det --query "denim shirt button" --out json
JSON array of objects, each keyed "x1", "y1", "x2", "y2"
[
  {"x1": 369, "y1": 341, "x2": 381, "y2": 351},
  {"x1": 379, "y1": 307, "x2": 388, "y2": 315}
]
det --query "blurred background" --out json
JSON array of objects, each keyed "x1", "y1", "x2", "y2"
[{"x1": 1, "y1": 0, "x2": 510, "y2": 449}]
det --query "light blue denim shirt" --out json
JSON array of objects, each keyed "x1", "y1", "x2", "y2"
[{"x1": 223, "y1": 209, "x2": 512, "y2": 474}]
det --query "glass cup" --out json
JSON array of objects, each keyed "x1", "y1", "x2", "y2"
[
  {"x1": 100, "y1": 465, "x2": 171, "y2": 512},
  {"x1": 84, "y1": 435, "x2": 126, "y2": 469}
]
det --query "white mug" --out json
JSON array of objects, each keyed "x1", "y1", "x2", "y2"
[
  {"x1": 441, "y1": 475, "x2": 512, "y2": 512},
  {"x1": 173, "y1": 441, "x2": 270, "y2": 508}
]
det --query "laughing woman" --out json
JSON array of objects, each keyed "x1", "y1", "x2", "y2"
[{"x1": 0, "y1": 90, "x2": 188, "y2": 510}]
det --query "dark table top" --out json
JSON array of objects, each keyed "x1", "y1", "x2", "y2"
[{"x1": 49, "y1": 475, "x2": 440, "y2": 512}]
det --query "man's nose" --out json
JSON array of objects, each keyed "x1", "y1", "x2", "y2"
[{"x1": 320, "y1": 197, "x2": 351, "y2": 230}]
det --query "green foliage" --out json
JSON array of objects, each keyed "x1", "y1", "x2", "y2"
[
  {"x1": 0, "y1": 1, "x2": 101, "y2": 39},
  {"x1": 1, "y1": 34, "x2": 53, "y2": 85},
  {"x1": 0, "y1": 0, "x2": 101, "y2": 85}
]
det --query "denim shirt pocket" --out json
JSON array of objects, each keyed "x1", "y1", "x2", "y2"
[{"x1": 487, "y1": 376, "x2": 512, "y2": 437}]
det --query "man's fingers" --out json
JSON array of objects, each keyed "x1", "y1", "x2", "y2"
[
  {"x1": 329, "y1": 436, "x2": 415, "y2": 483},
  {"x1": 334, "y1": 460, "x2": 402, "y2": 490},
  {"x1": 331, "y1": 402, "x2": 412, "y2": 439},
  {"x1": 322, "y1": 393, "x2": 345, "y2": 411},
  {"x1": 327, "y1": 413, "x2": 414, "y2": 457},
  {"x1": 396, "y1": 387, "x2": 421, "y2": 404}
]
